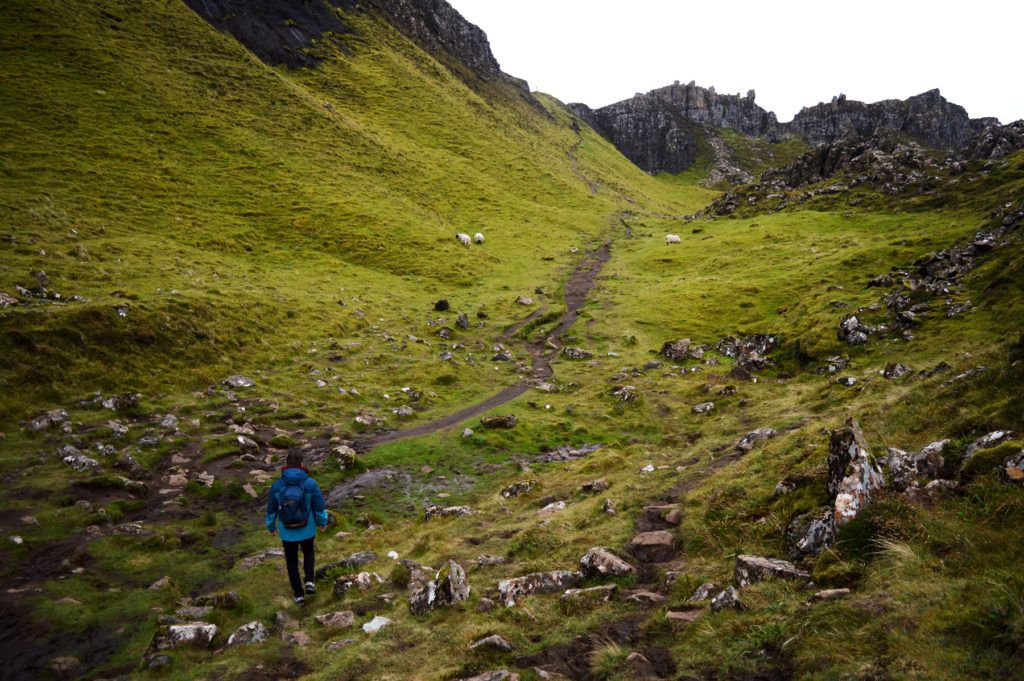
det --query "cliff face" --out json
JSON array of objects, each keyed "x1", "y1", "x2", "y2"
[
  {"x1": 788, "y1": 89, "x2": 976, "y2": 149},
  {"x1": 182, "y1": 0, "x2": 357, "y2": 68},
  {"x1": 576, "y1": 85, "x2": 1015, "y2": 177},
  {"x1": 572, "y1": 81, "x2": 779, "y2": 175},
  {"x1": 184, "y1": 0, "x2": 507, "y2": 88}
]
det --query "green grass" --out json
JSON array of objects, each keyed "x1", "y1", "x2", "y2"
[{"x1": 1, "y1": 1, "x2": 1023, "y2": 680}]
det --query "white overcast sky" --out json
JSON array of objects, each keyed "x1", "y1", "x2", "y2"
[{"x1": 447, "y1": 0, "x2": 1022, "y2": 124}]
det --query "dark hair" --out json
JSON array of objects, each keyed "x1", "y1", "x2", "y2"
[{"x1": 286, "y1": 452, "x2": 304, "y2": 468}]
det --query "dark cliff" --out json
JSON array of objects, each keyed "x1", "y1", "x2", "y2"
[
  {"x1": 788, "y1": 89, "x2": 977, "y2": 149},
  {"x1": 183, "y1": 0, "x2": 522, "y2": 96},
  {"x1": 571, "y1": 81, "x2": 779, "y2": 175}
]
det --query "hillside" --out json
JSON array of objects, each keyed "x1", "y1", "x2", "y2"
[{"x1": 1, "y1": 2, "x2": 1023, "y2": 681}]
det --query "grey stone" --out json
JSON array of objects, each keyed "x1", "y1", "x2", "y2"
[
  {"x1": 227, "y1": 620, "x2": 269, "y2": 646},
  {"x1": 734, "y1": 555, "x2": 811, "y2": 587},
  {"x1": 579, "y1": 547, "x2": 636, "y2": 578},
  {"x1": 627, "y1": 531, "x2": 677, "y2": 563},
  {"x1": 223, "y1": 375, "x2": 255, "y2": 389},
  {"x1": 735, "y1": 427, "x2": 777, "y2": 452},
  {"x1": 686, "y1": 582, "x2": 720, "y2": 603},
  {"x1": 150, "y1": 622, "x2": 217, "y2": 650},
  {"x1": 497, "y1": 570, "x2": 583, "y2": 607},
  {"x1": 424, "y1": 505, "x2": 476, "y2": 520},
  {"x1": 500, "y1": 480, "x2": 537, "y2": 498},
  {"x1": 314, "y1": 611, "x2": 356, "y2": 628},
  {"x1": 710, "y1": 586, "x2": 742, "y2": 612},
  {"x1": 469, "y1": 634, "x2": 515, "y2": 652}
]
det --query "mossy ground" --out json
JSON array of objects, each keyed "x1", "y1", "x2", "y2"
[{"x1": 1, "y1": 1, "x2": 1023, "y2": 680}]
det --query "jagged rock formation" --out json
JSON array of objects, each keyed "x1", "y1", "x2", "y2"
[
  {"x1": 571, "y1": 81, "x2": 779, "y2": 175},
  {"x1": 574, "y1": 83, "x2": 1020, "y2": 178},
  {"x1": 788, "y1": 89, "x2": 980, "y2": 149}
]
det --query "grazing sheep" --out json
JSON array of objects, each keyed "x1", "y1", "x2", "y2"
[
  {"x1": 456, "y1": 233, "x2": 471, "y2": 246},
  {"x1": 665, "y1": 234, "x2": 681, "y2": 244},
  {"x1": 474, "y1": 232, "x2": 484, "y2": 244}
]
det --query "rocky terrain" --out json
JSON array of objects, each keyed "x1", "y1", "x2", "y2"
[{"x1": 1, "y1": 1, "x2": 1022, "y2": 680}]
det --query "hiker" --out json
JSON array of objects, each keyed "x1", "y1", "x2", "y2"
[{"x1": 266, "y1": 451, "x2": 329, "y2": 605}]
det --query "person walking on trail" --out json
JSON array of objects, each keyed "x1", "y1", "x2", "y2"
[{"x1": 266, "y1": 451, "x2": 328, "y2": 605}]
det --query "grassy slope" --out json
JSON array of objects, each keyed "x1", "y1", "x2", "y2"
[{"x1": 1, "y1": 1, "x2": 1023, "y2": 680}]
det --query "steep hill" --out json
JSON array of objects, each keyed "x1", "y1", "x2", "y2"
[{"x1": 1, "y1": 2, "x2": 1023, "y2": 681}]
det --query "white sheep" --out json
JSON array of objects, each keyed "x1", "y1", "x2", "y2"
[
  {"x1": 456, "y1": 233, "x2": 471, "y2": 246},
  {"x1": 665, "y1": 234, "x2": 681, "y2": 244},
  {"x1": 474, "y1": 232, "x2": 484, "y2": 244}
]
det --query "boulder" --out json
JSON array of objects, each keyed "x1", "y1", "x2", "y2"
[
  {"x1": 579, "y1": 547, "x2": 636, "y2": 578},
  {"x1": 469, "y1": 634, "x2": 516, "y2": 652},
  {"x1": 735, "y1": 555, "x2": 811, "y2": 587},
  {"x1": 408, "y1": 560, "x2": 470, "y2": 616},
  {"x1": 882, "y1": 362, "x2": 913, "y2": 379},
  {"x1": 735, "y1": 427, "x2": 777, "y2": 452},
  {"x1": 362, "y1": 616, "x2": 396, "y2": 633},
  {"x1": 500, "y1": 480, "x2": 537, "y2": 498},
  {"x1": 223, "y1": 375, "x2": 255, "y2": 389},
  {"x1": 150, "y1": 622, "x2": 217, "y2": 650},
  {"x1": 314, "y1": 611, "x2": 356, "y2": 628},
  {"x1": 828, "y1": 419, "x2": 884, "y2": 525},
  {"x1": 481, "y1": 414, "x2": 518, "y2": 429},
  {"x1": 691, "y1": 402, "x2": 714, "y2": 415},
  {"x1": 227, "y1": 621, "x2": 269, "y2": 646},
  {"x1": 710, "y1": 586, "x2": 742, "y2": 612},
  {"x1": 561, "y1": 346, "x2": 594, "y2": 360},
  {"x1": 626, "y1": 531, "x2": 677, "y2": 563},
  {"x1": 497, "y1": 570, "x2": 583, "y2": 607},
  {"x1": 424, "y1": 505, "x2": 476, "y2": 521},
  {"x1": 581, "y1": 479, "x2": 610, "y2": 493}
]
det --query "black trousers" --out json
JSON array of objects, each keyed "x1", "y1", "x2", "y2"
[{"x1": 282, "y1": 537, "x2": 315, "y2": 598}]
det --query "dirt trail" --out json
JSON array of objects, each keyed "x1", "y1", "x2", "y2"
[
  {"x1": 354, "y1": 231, "x2": 615, "y2": 452},
  {"x1": 569, "y1": 138, "x2": 599, "y2": 195}
]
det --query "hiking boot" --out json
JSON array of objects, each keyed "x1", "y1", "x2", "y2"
[
  {"x1": 294, "y1": 596, "x2": 305, "y2": 606},
  {"x1": 304, "y1": 581, "x2": 316, "y2": 594}
]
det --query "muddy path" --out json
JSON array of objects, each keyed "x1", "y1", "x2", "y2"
[{"x1": 353, "y1": 234, "x2": 616, "y2": 452}]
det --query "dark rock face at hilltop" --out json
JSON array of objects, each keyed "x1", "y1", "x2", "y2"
[
  {"x1": 184, "y1": 0, "x2": 504, "y2": 87},
  {"x1": 182, "y1": 0, "x2": 357, "y2": 67},
  {"x1": 788, "y1": 89, "x2": 983, "y2": 149},
  {"x1": 572, "y1": 81, "x2": 779, "y2": 175}
]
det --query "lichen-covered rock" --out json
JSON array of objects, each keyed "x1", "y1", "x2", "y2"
[
  {"x1": 333, "y1": 573, "x2": 377, "y2": 597},
  {"x1": 500, "y1": 480, "x2": 537, "y2": 498},
  {"x1": 469, "y1": 634, "x2": 516, "y2": 652},
  {"x1": 882, "y1": 362, "x2": 913, "y2": 379},
  {"x1": 408, "y1": 560, "x2": 470, "y2": 616},
  {"x1": 561, "y1": 346, "x2": 594, "y2": 360},
  {"x1": 314, "y1": 611, "x2": 355, "y2": 629},
  {"x1": 710, "y1": 586, "x2": 742, "y2": 612},
  {"x1": 964, "y1": 430, "x2": 1018, "y2": 460},
  {"x1": 481, "y1": 414, "x2": 518, "y2": 429},
  {"x1": 735, "y1": 555, "x2": 811, "y2": 587},
  {"x1": 424, "y1": 505, "x2": 476, "y2": 521},
  {"x1": 828, "y1": 419, "x2": 885, "y2": 526},
  {"x1": 579, "y1": 547, "x2": 636, "y2": 578},
  {"x1": 581, "y1": 479, "x2": 610, "y2": 493},
  {"x1": 686, "y1": 582, "x2": 720, "y2": 603},
  {"x1": 612, "y1": 385, "x2": 639, "y2": 403},
  {"x1": 227, "y1": 620, "x2": 269, "y2": 646},
  {"x1": 150, "y1": 622, "x2": 217, "y2": 650},
  {"x1": 193, "y1": 591, "x2": 241, "y2": 609},
  {"x1": 735, "y1": 427, "x2": 777, "y2": 452},
  {"x1": 330, "y1": 445, "x2": 359, "y2": 469},
  {"x1": 497, "y1": 570, "x2": 583, "y2": 607},
  {"x1": 627, "y1": 531, "x2": 677, "y2": 563},
  {"x1": 62, "y1": 451, "x2": 102, "y2": 474},
  {"x1": 1004, "y1": 450, "x2": 1024, "y2": 485},
  {"x1": 661, "y1": 338, "x2": 703, "y2": 361},
  {"x1": 223, "y1": 375, "x2": 255, "y2": 389},
  {"x1": 691, "y1": 402, "x2": 714, "y2": 415}
]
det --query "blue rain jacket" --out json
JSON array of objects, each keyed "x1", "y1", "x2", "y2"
[{"x1": 266, "y1": 467, "x2": 328, "y2": 542}]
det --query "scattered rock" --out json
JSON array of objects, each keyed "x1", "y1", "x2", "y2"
[
  {"x1": 424, "y1": 505, "x2": 476, "y2": 521},
  {"x1": 612, "y1": 385, "x2": 639, "y2": 403},
  {"x1": 462, "y1": 428, "x2": 474, "y2": 438},
  {"x1": 362, "y1": 616, "x2": 396, "y2": 633},
  {"x1": 622, "y1": 589, "x2": 667, "y2": 606},
  {"x1": 710, "y1": 586, "x2": 742, "y2": 612},
  {"x1": 478, "y1": 554, "x2": 507, "y2": 567},
  {"x1": 560, "y1": 584, "x2": 619, "y2": 603},
  {"x1": 476, "y1": 598, "x2": 496, "y2": 613},
  {"x1": 148, "y1": 576, "x2": 173, "y2": 591},
  {"x1": 734, "y1": 555, "x2": 811, "y2": 587},
  {"x1": 227, "y1": 621, "x2": 269, "y2": 646},
  {"x1": 691, "y1": 402, "x2": 714, "y2": 415},
  {"x1": 223, "y1": 375, "x2": 255, "y2": 389},
  {"x1": 835, "y1": 376, "x2": 857, "y2": 387},
  {"x1": 497, "y1": 571, "x2": 583, "y2": 607},
  {"x1": 236, "y1": 548, "x2": 284, "y2": 571},
  {"x1": 315, "y1": 551, "x2": 378, "y2": 579},
  {"x1": 469, "y1": 634, "x2": 516, "y2": 652},
  {"x1": 810, "y1": 588, "x2": 851, "y2": 603},
  {"x1": 686, "y1": 583, "x2": 720, "y2": 603},
  {"x1": 828, "y1": 418, "x2": 886, "y2": 526},
  {"x1": 537, "y1": 501, "x2": 565, "y2": 517},
  {"x1": 327, "y1": 639, "x2": 357, "y2": 650},
  {"x1": 281, "y1": 630, "x2": 312, "y2": 646},
  {"x1": 561, "y1": 346, "x2": 594, "y2": 360},
  {"x1": 62, "y1": 451, "x2": 102, "y2": 474},
  {"x1": 500, "y1": 480, "x2": 537, "y2": 498},
  {"x1": 581, "y1": 479, "x2": 610, "y2": 493},
  {"x1": 515, "y1": 296, "x2": 533, "y2": 305},
  {"x1": 882, "y1": 362, "x2": 913, "y2": 379},
  {"x1": 481, "y1": 414, "x2": 518, "y2": 429},
  {"x1": 315, "y1": 611, "x2": 356, "y2": 629},
  {"x1": 150, "y1": 622, "x2": 218, "y2": 650},
  {"x1": 665, "y1": 609, "x2": 704, "y2": 625},
  {"x1": 458, "y1": 671, "x2": 519, "y2": 681},
  {"x1": 408, "y1": 560, "x2": 471, "y2": 616},
  {"x1": 602, "y1": 499, "x2": 617, "y2": 515},
  {"x1": 627, "y1": 531, "x2": 677, "y2": 563},
  {"x1": 734, "y1": 427, "x2": 777, "y2": 452},
  {"x1": 579, "y1": 547, "x2": 636, "y2": 578},
  {"x1": 193, "y1": 591, "x2": 241, "y2": 609}
]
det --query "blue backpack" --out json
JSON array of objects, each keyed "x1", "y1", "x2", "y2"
[{"x1": 276, "y1": 480, "x2": 311, "y2": 529}]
